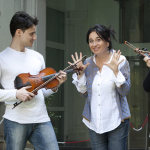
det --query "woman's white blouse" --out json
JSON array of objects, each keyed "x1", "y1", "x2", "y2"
[{"x1": 72, "y1": 53, "x2": 126, "y2": 134}]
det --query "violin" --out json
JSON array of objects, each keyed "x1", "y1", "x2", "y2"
[
  {"x1": 13, "y1": 55, "x2": 86, "y2": 109},
  {"x1": 125, "y1": 41, "x2": 149, "y2": 57}
]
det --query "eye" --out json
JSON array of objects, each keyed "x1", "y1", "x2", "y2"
[
  {"x1": 97, "y1": 38, "x2": 101, "y2": 41},
  {"x1": 89, "y1": 40, "x2": 93, "y2": 43},
  {"x1": 30, "y1": 32, "x2": 35, "y2": 36}
]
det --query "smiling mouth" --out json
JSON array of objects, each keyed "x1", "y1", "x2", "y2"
[{"x1": 93, "y1": 48, "x2": 99, "y2": 51}]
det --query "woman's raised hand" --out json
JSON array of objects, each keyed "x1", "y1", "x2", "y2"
[
  {"x1": 68, "y1": 52, "x2": 90, "y2": 79},
  {"x1": 103, "y1": 50, "x2": 124, "y2": 77}
]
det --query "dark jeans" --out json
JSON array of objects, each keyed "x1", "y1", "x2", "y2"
[{"x1": 89, "y1": 119, "x2": 129, "y2": 150}]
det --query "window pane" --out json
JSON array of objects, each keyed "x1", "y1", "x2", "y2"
[{"x1": 46, "y1": 7, "x2": 65, "y2": 43}]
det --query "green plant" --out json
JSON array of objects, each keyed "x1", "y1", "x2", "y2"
[{"x1": 44, "y1": 95, "x2": 61, "y2": 134}]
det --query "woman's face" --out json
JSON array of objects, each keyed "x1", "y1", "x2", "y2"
[{"x1": 89, "y1": 31, "x2": 109, "y2": 56}]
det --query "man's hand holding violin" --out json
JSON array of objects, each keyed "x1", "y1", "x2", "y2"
[{"x1": 51, "y1": 71, "x2": 67, "y2": 92}]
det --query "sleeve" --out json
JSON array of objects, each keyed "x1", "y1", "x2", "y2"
[
  {"x1": 40, "y1": 55, "x2": 46, "y2": 70},
  {"x1": 113, "y1": 70, "x2": 126, "y2": 87},
  {"x1": 72, "y1": 73, "x2": 87, "y2": 94},
  {"x1": 115, "y1": 59, "x2": 131, "y2": 97},
  {"x1": 72, "y1": 58, "x2": 89, "y2": 98},
  {"x1": 42, "y1": 88, "x2": 55, "y2": 97},
  {"x1": 143, "y1": 69, "x2": 150, "y2": 92},
  {"x1": 0, "y1": 63, "x2": 17, "y2": 102},
  {"x1": 0, "y1": 89, "x2": 17, "y2": 102}
]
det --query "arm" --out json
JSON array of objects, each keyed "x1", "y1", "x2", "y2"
[
  {"x1": 0, "y1": 67, "x2": 32, "y2": 102},
  {"x1": 0, "y1": 89, "x2": 17, "y2": 102},
  {"x1": 72, "y1": 73, "x2": 87, "y2": 98},
  {"x1": 0, "y1": 63, "x2": 17, "y2": 102},
  {"x1": 115, "y1": 59, "x2": 131, "y2": 96},
  {"x1": 103, "y1": 51, "x2": 130, "y2": 97},
  {"x1": 69, "y1": 52, "x2": 90, "y2": 98}
]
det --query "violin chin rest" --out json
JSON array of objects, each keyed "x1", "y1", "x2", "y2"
[
  {"x1": 14, "y1": 76, "x2": 23, "y2": 89},
  {"x1": 14, "y1": 76, "x2": 31, "y2": 89}
]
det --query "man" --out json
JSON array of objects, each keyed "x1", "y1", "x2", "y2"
[{"x1": 0, "y1": 11, "x2": 66, "y2": 150}]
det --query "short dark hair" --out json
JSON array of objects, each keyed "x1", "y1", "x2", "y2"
[
  {"x1": 10, "y1": 11, "x2": 39, "y2": 37},
  {"x1": 86, "y1": 24, "x2": 117, "y2": 51}
]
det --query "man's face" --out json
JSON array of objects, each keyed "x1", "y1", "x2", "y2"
[{"x1": 20, "y1": 25, "x2": 37, "y2": 47}]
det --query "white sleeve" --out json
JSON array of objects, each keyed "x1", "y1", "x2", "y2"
[
  {"x1": 72, "y1": 73, "x2": 87, "y2": 94},
  {"x1": 42, "y1": 88, "x2": 56, "y2": 97},
  {"x1": 0, "y1": 60, "x2": 18, "y2": 102},
  {"x1": 113, "y1": 70, "x2": 126, "y2": 87},
  {"x1": 113, "y1": 58, "x2": 126, "y2": 87},
  {"x1": 40, "y1": 55, "x2": 46, "y2": 70},
  {"x1": 0, "y1": 89, "x2": 17, "y2": 102}
]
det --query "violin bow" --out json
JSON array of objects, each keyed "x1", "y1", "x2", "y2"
[
  {"x1": 125, "y1": 41, "x2": 150, "y2": 57},
  {"x1": 12, "y1": 55, "x2": 86, "y2": 109}
]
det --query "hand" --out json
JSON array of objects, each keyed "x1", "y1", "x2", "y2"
[
  {"x1": 56, "y1": 71, "x2": 67, "y2": 86},
  {"x1": 51, "y1": 71, "x2": 67, "y2": 92},
  {"x1": 68, "y1": 52, "x2": 90, "y2": 79},
  {"x1": 16, "y1": 86, "x2": 34, "y2": 102},
  {"x1": 103, "y1": 50, "x2": 124, "y2": 77},
  {"x1": 143, "y1": 56, "x2": 150, "y2": 67}
]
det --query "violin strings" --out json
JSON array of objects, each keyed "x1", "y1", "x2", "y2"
[{"x1": 125, "y1": 41, "x2": 136, "y2": 50}]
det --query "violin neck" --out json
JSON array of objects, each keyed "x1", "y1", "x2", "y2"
[
  {"x1": 125, "y1": 41, "x2": 150, "y2": 58},
  {"x1": 65, "y1": 68, "x2": 74, "y2": 73},
  {"x1": 42, "y1": 69, "x2": 74, "y2": 82},
  {"x1": 42, "y1": 74, "x2": 56, "y2": 82}
]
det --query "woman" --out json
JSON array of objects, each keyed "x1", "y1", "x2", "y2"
[{"x1": 69, "y1": 24, "x2": 131, "y2": 150}]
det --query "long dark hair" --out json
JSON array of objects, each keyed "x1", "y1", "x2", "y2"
[{"x1": 86, "y1": 24, "x2": 117, "y2": 51}]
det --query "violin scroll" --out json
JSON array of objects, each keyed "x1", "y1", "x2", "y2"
[{"x1": 73, "y1": 66, "x2": 84, "y2": 75}]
